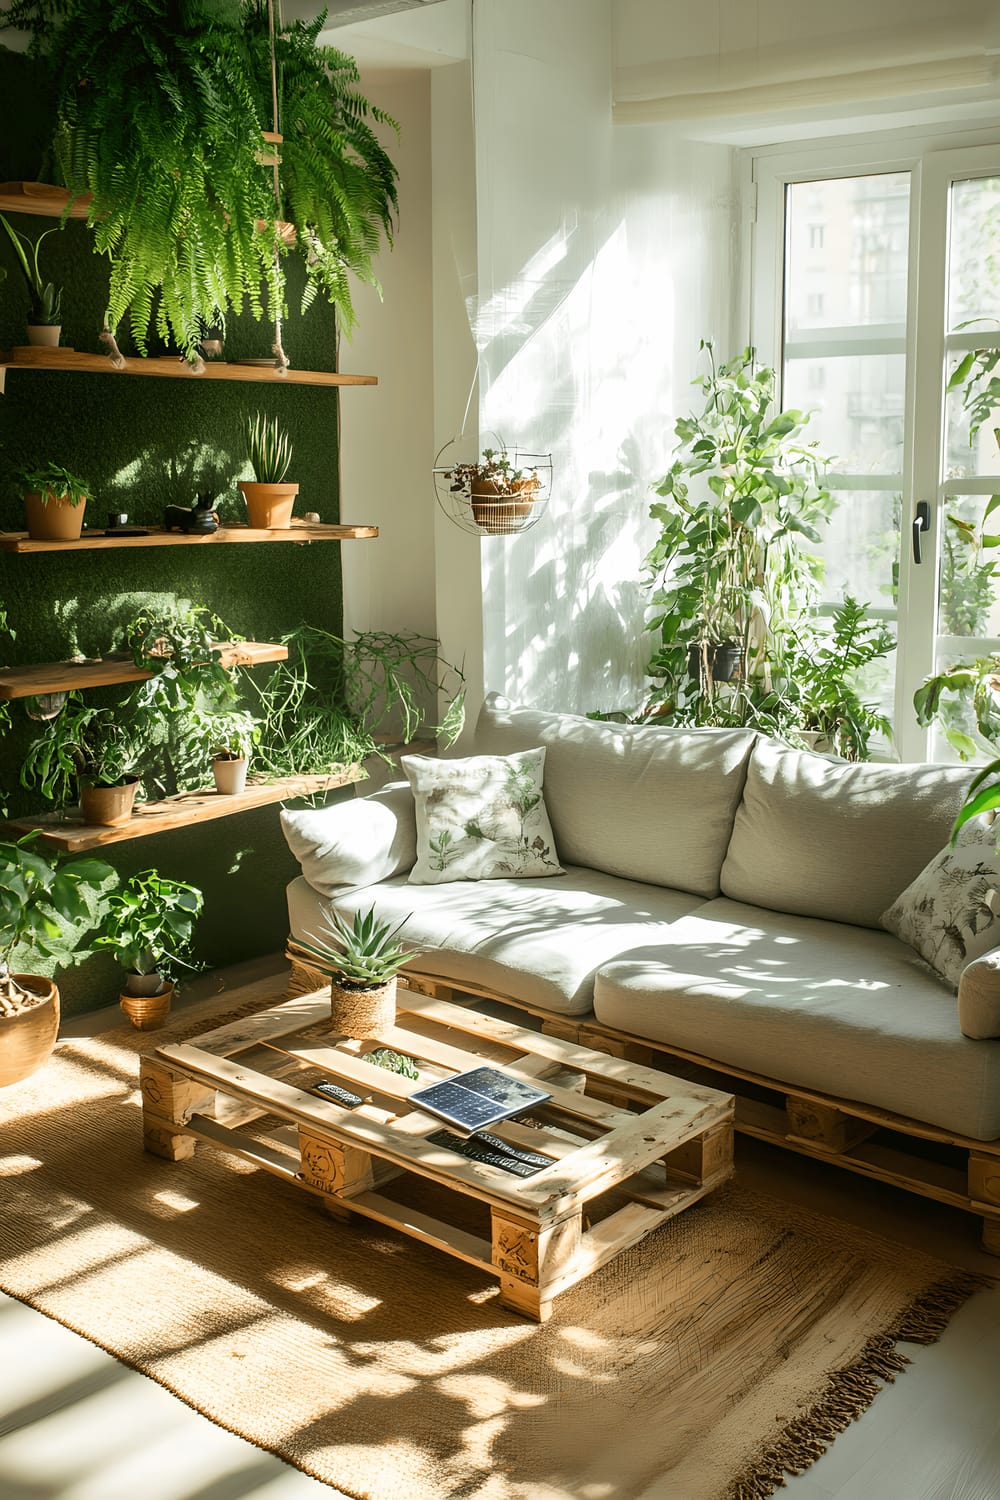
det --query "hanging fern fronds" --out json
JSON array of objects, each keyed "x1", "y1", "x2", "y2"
[{"x1": 2, "y1": 0, "x2": 398, "y2": 354}]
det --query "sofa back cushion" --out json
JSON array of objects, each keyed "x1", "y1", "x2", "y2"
[
  {"x1": 473, "y1": 694, "x2": 756, "y2": 898},
  {"x1": 720, "y1": 738, "x2": 973, "y2": 928}
]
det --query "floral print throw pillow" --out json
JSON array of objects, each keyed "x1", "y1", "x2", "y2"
[
  {"x1": 401, "y1": 749, "x2": 564, "y2": 885},
  {"x1": 881, "y1": 815, "x2": 1000, "y2": 990}
]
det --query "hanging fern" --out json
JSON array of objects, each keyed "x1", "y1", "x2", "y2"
[{"x1": 3, "y1": 0, "x2": 398, "y2": 355}]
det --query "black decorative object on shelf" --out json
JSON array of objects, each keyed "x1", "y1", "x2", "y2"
[{"x1": 163, "y1": 495, "x2": 220, "y2": 534}]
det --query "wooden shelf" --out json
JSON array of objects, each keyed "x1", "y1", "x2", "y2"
[
  {"x1": 5, "y1": 769, "x2": 365, "y2": 851},
  {"x1": 0, "y1": 641, "x2": 286, "y2": 700},
  {"x1": 0, "y1": 181, "x2": 91, "y2": 218},
  {"x1": 0, "y1": 347, "x2": 377, "y2": 391},
  {"x1": 0, "y1": 520, "x2": 378, "y2": 553}
]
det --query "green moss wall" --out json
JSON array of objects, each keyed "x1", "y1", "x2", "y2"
[{"x1": 0, "y1": 50, "x2": 364, "y2": 1015}]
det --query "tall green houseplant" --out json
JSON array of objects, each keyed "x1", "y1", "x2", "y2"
[
  {"x1": 642, "y1": 343, "x2": 833, "y2": 728},
  {"x1": 3, "y1": 0, "x2": 399, "y2": 357}
]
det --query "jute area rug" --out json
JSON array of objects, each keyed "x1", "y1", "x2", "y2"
[{"x1": 0, "y1": 996, "x2": 989, "y2": 1500}]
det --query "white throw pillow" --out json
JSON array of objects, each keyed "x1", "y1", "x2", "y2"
[
  {"x1": 401, "y1": 748, "x2": 564, "y2": 885},
  {"x1": 280, "y1": 782, "x2": 417, "y2": 895},
  {"x1": 881, "y1": 815, "x2": 1000, "y2": 989}
]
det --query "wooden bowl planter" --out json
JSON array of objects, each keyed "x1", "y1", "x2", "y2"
[
  {"x1": 237, "y1": 481, "x2": 299, "y2": 529},
  {"x1": 330, "y1": 976, "x2": 396, "y2": 1039},
  {"x1": 80, "y1": 776, "x2": 140, "y2": 827},
  {"x1": 0, "y1": 975, "x2": 60, "y2": 1088},
  {"x1": 24, "y1": 488, "x2": 87, "y2": 541},
  {"x1": 120, "y1": 978, "x2": 174, "y2": 1031}
]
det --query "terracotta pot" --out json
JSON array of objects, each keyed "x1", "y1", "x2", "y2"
[
  {"x1": 212, "y1": 755, "x2": 249, "y2": 795},
  {"x1": 27, "y1": 324, "x2": 61, "y2": 347},
  {"x1": 80, "y1": 776, "x2": 139, "y2": 827},
  {"x1": 238, "y1": 481, "x2": 299, "y2": 529},
  {"x1": 470, "y1": 478, "x2": 539, "y2": 535},
  {"x1": 0, "y1": 975, "x2": 59, "y2": 1089},
  {"x1": 329, "y1": 976, "x2": 396, "y2": 1040},
  {"x1": 120, "y1": 979, "x2": 174, "y2": 1031},
  {"x1": 24, "y1": 488, "x2": 87, "y2": 542}
]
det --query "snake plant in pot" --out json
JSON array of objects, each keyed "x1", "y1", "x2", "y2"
[
  {"x1": 0, "y1": 213, "x2": 63, "y2": 345},
  {"x1": 0, "y1": 835, "x2": 114, "y2": 1087},
  {"x1": 297, "y1": 905, "x2": 418, "y2": 1039},
  {"x1": 239, "y1": 412, "x2": 297, "y2": 529}
]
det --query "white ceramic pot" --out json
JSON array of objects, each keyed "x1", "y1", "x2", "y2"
[{"x1": 212, "y1": 756, "x2": 249, "y2": 795}]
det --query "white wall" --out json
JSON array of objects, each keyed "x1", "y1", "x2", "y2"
[{"x1": 472, "y1": 0, "x2": 737, "y2": 714}]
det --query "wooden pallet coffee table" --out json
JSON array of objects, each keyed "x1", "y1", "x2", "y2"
[{"x1": 140, "y1": 986, "x2": 734, "y2": 1321}]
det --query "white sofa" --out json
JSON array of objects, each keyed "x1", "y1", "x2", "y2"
[{"x1": 281, "y1": 693, "x2": 1000, "y2": 1247}]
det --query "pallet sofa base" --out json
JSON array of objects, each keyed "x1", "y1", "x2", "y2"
[{"x1": 286, "y1": 950, "x2": 1000, "y2": 1254}]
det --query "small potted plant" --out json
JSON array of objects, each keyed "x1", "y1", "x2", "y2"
[
  {"x1": 0, "y1": 834, "x2": 114, "y2": 1086},
  {"x1": 21, "y1": 694, "x2": 141, "y2": 826},
  {"x1": 95, "y1": 869, "x2": 204, "y2": 1029},
  {"x1": 0, "y1": 213, "x2": 63, "y2": 346},
  {"x1": 444, "y1": 446, "x2": 541, "y2": 534},
  {"x1": 784, "y1": 597, "x2": 894, "y2": 761},
  {"x1": 238, "y1": 412, "x2": 298, "y2": 529},
  {"x1": 178, "y1": 706, "x2": 261, "y2": 795},
  {"x1": 19, "y1": 462, "x2": 90, "y2": 542},
  {"x1": 296, "y1": 904, "x2": 418, "y2": 1039}
]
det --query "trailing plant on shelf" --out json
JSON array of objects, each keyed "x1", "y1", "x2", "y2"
[
  {"x1": 94, "y1": 868, "x2": 204, "y2": 999},
  {"x1": 640, "y1": 343, "x2": 833, "y2": 730},
  {"x1": 0, "y1": 212, "x2": 62, "y2": 331},
  {"x1": 20, "y1": 694, "x2": 140, "y2": 813},
  {"x1": 125, "y1": 603, "x2": 241, "y2": 713},
  {"x1": 3, "y1": 0, "x2": 398, "y2": 356},
  {"x1": 0, "y1": 834, "x2": 113, "y2": 1088},
  {"x1": 251, "y1": 625, "x2": 465, "y2": 778}
]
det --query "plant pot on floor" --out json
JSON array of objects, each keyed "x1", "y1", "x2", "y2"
[
  {"x1": 120, "y1": 977, "x2": 174, "y2": 1030},
  {"x1": 0, "y1": 974, "x2": 60, "y2": 1088},
  {"x1": 24, "y1": 489, "x2": 87, "y2": 541},
  {"x1": 686, "y1": 642, "x2": 744, "y2": 684},
  {"x1": 470, "y1": 478, "x2": 539, "y2": 535},
  {"x1": 329, "y1": 976, "x2": 396, "y2": 1039},
  {"x1": 80, "y1": 776, "x2": 139, "y2": 827},
  {"x1": 212, "y1": 755, "x2": 249, "y2": 795},
  {"x1": 238, "y1": 481, "x2": 299, "y2": 529}
]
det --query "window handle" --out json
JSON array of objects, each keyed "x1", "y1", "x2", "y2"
[{"x1": 912, "y1": 501, "x2": 931, "y2": 564}]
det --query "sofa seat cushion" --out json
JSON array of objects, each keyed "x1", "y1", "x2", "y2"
[
  {"x1": 593, "y1": 897, "x2": 1000, "y2": 1140},
  {"x1": 720, "y1": 739, "x2": 973, "y2": 928},
  {"x1": 287, "y1": 869, "x2": 704, "y2": 1018},
  {"x1": 473, "y1": 693, "x2": 756, "y2": 898}
]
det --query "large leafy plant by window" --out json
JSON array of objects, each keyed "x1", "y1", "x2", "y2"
[{"x1": 4, "y1": 0, "x2": 398, "y2": 357}]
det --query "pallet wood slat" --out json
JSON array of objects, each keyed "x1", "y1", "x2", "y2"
[
  {"x1": 5, "y1": 769, "x2": 363, "y2": 851},
  {"x1": 143, "y1": 983, "x2": 734, "y2": 1320},
  {"x1": 0, "y1": 640, "x2": 287, "y2": 699},
  {"x1": 0, "y1": 521, "x2": 378, "y2": 553}
]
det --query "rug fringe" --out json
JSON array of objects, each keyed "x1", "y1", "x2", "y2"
[{"x1": 725, "y1": 1270, "x2": 994, "y2": 1500}]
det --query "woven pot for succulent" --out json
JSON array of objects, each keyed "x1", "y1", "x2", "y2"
[{"x1": 296, "y1": 905, "x2": 417, "y2": 1042}]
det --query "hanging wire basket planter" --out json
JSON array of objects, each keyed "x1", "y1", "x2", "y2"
[{"x1": 433, "y1": 438, "x2": 552, "y2": 537}]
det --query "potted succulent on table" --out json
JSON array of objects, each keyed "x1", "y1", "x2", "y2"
[
  {"x1": 21, "y1": 694, "x2": 141, "y2": 826},
  {"x1": 19, "y1": 462, "x2": 91, "y2": 542},
  {"x1": 296, "y1": 904, "x2": 418, "y2": 1039},
  {"x1": 238, "y1": 413, "x2": 298, "y2": 529},
  {"x1": 0, "y1": 213, "x2": 63, "y2": 346},
  {"x1": 0, "y1": 834, "x2": 114, "y2": 1087},
  {"x1": 443, "y1": 446, "x2": 541, "y2": 535},
  {"x1": 95, "y1": 869, "x2": 204, "y2": 1030}
]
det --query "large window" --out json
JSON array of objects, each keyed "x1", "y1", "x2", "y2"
[{"x1": 750, "y1": 137, "x2": 1000, "y2": 761}]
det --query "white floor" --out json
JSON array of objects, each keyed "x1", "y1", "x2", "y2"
[{"x1": 3, "y1": 964, "x2": 1000, "y2": 1500}]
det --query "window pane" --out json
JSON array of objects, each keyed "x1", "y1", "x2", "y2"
[
  {"x1": 947, "y1": 175, "x2": 1000, "y2": 331},
  {"x1": 784, "y1": 354, "x2": 906, "y2": 473},
  {"x1": 814, "y1": 489, "x2": 901, "y2": 609},
  {"x1": 938, "y1": 495, "x2": 1000, "y2": 638},
  {"x1": 785, "y1": 174, "x2": 910, "y2": 333},
  {"x1": 944, "y1": 383, "x2": 1000, "y2": 478}
]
